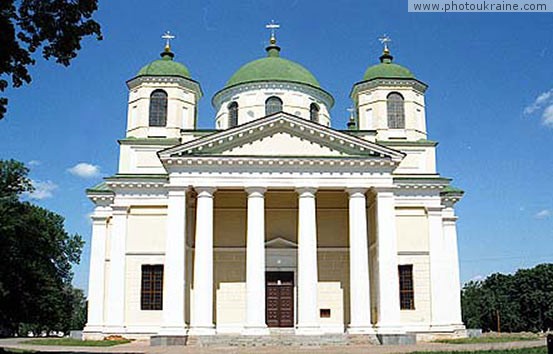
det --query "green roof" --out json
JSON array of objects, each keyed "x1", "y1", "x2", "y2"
[
  {"x1": 362, "y1": 51, "x2": 415, "y2": 81},
  {"x1": 225, "y1": 44, "x2": 320, "y2": 89},
  {"x1": 441, "y1": 185, "x2": 465, "y2": 194},
  {"x1": 136, "y1": 50, "x2": 191, "y2": 79},
  {"x1": 86, "y1": 182, "x2": 113, "y2": 194}
]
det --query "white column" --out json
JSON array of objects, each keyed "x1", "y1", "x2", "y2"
[
  {"x1": 428, "y1": 207, "x2": 449, "y2": 327},
  {"x1": 159, "y1": 188, "x2": 187, "y2": 335},
  {"x1": 243, "y1": 187, "x2": 269, "y2": 335},
  {"x1": 296, "y1": 187, "x2": 321, "y2": 335},
  {"x1": 190, "y1": 187, "x2": 216, "y2": 335},
  {"x1": 346, "y1": 188, "x2": 374, "y2": 334},
  {"x1": 84, "y1": 212, "x2": 109, "y2": 333},
  {"x1": 374, "y1": 189, "x2": 402, "y2": 333},
  {"x1": 442, "y1": 208, "x2": 463, "y2": 326},
  {"x1": 105, "y1": 205, "x2": 128, "y2": 333}
]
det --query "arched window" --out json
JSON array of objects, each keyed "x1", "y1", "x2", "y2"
[
  {"x1": 265, "y1": 96, "x2": 283, "y2": 116},
  {"x1": 149, "y1": 90, "x2": 168, "y2": 127},
  {"x1": 387, "y1": 92, "x2": 405, "y2": 129},
  {"x1": 228, "y1": 102, "x2": 238, "y2": 128},
  {"x1": 310, "y1": 103, "x2": 320, "y2": 123}
]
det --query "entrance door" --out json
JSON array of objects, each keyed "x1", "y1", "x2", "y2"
[{"x1": 266, "y1": 271, "x2": 294, "y2": 327}]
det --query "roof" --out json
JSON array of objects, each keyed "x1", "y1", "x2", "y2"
[
  {"x1": 224, "y1": 43, "x2": 321, "y2": 89},
  {"x1": 362, "y1": 51, "x2": 415, "y2": 81},
  {"x1": 136, "y1": 50, "x2": 191, "y2": 79}
]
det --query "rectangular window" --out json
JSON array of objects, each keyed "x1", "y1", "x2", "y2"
[
  {"x1": 398, "y1": 264, "x2": 415, "y2": 310},
  {"x1": 141, "y1": 265, "x2": 163, "y2": 310}
]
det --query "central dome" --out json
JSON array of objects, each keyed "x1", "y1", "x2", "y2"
[{"x1": 225, "y1": 44, "x2": 321, "y2": 89}]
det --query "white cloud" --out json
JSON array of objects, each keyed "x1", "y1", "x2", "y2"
[
  {"x1": 524, "y1": 89, "x2": 553, "y2": 128},
  {"x1": 25, "y1": 180, "x2": 58, "y2": 200},
  {"x1": 542, "y1": 105, "x2": 553, "y2": 127},
  {"x1": 67, "y1": 163, "x2": 101, "y2": 178},
  {"x1": 534, "y1": 209, "x2": 551, "y2": 219},
  {"x1": 28, "y1": 160, "x2": 41, "y2": 167}
]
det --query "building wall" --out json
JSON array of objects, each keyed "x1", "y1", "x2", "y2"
[{"x1": 111, "y1": 191, "x2": 436, "y2": 333}]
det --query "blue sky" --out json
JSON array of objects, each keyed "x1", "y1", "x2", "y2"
[{"x1": 1, "y1": 1, "x2": 552, "y2": 293}]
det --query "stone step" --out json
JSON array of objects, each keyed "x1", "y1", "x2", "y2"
[{"x1": 186, "y1": 334, "x2": 380, "y2": 347}]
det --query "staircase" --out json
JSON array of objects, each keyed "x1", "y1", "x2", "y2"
[{"x1": 185, "y1": 333, "x2": 379, "y2": 347}]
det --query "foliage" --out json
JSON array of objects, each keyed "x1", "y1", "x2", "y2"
[
  {"x1": 0, "y1": 159, "x2": 84, "y2": 336},
  {"x1": 412, "y1": 348, "x2": 546, "y2": 354},
  {"x1": 0, "y1": 0, "x2": 102, "y2": 119},
  {"x1": 22, "y1": 338, "x2": 131, "y2": 347},
  {"x1": 461, "y1": 264, "x2": 553, "y2": 332}
]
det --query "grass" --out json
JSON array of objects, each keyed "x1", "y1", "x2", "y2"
[
  {"x1": 412, "y1": 348, "x2": 546, "y2": 354},
  {"x1": 21, "y1": 337, "x2": 131, "y2": 347},
  {"x1": 435, "y1": 335, "x2": 541, "y2": 344}
]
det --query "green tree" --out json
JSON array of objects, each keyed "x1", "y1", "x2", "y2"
[
  {"x1": 0, "y1": 0, "x2": 102, "y2": 119},
  {"x1": 0, "y1": 159, "x2": 84, "y2": 335},
  {"x1": 461, "y1": 264, "x2": 553, "y2": 332}
]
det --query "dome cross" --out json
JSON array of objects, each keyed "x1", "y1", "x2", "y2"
[
  {"x1": 162, "y1": 31, "x2": 176, "y2": 51},
  {"x1": 378, "y1": 34, "x2": 392, "y2": 53},
  {"x1": 266, "y1": 20, "x2": 280, "y2": 44}
]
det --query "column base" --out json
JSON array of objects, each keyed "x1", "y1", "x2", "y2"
[
  {"x1": 103, "y1": 325, "x2": 126, "y2": 334},
  {"x1": 241, "y1": 325, "x2": 270, "y2": 336},
  {"x1": 188, "y1": 325, "x2": 216, "y2": 335},
  {"x1": 347, "y1": 324, "x2": 376, "y2": 334},
  {"x1": 295, "y1": 325, "x2": 322, "y2": 335},
  {"x1": 375, "y1": 323, "x2": 405, "y2": 334},
  {"x1": 82, "y1": 325, "x2": 104, "y2": 340},
  {"x1": 158, "y1": 325, "x2": 188, "y2": 336}
]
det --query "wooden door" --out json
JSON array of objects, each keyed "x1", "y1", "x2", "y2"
[{"x1": 266, "y1": 272, "x2": 294, "y2": 327}]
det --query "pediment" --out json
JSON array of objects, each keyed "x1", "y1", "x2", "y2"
[
  {"x1": 265, "y1": 237, "x2": 297, "y2": 249},
  {"x1": 159, "y1": 112, "x2": 404, "y2": 161}
]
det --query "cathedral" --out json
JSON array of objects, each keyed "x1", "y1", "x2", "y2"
[{"x1": 83, "y1": 28, "x2": 466, "y2": 343}]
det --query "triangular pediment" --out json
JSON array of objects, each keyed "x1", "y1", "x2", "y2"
[
  {"x1": 265, "y1": 237, "x2": 297, "y2": 249},
  {"x1": 159, "y1": 112, "x2": 404, "y2": 160}
]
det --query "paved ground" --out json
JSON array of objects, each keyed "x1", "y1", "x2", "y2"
[{"x1": 0, "y1": 337, "x2": 546, "y2": 354}]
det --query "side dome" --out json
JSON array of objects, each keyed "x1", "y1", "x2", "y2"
[
  {"x1": 224, "y1": 44, "x2": 321, "y2": 89},
  {"x1": 362, "y1": 51, "x2": 415, "y2": 81},
  {"x1": 136, "y1": 50, "x2": 191, "y2": 79}
]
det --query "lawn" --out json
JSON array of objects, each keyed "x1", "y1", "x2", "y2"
[
  {"x1": 435, "y1": 335, "x2": 542, "y2": 344},
  {"x1": 21, "y1": 337, "x2": 131, "y2": 347},
  {"x1": 412, "y1": 347, "x2": 546, "y2": 354}
]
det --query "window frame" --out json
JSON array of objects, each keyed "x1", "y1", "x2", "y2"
[
  {"x1": 141, "y1": 264, "x2": 164, "y2": 311},
  {"x1": 398, "y1": 264, "x2": 415, "y2": 310},
  {"x1": 228, "y1": 101, "x2": 238, "y2": 128},
  {"x1": 149, "y1": 90, "x2": 168, "y2": 127},
  {"x1": 387, "y1": 92, "x2": 405, "y2": 129},
  {"x1": 265, "y1": 96, "x2": 283, "y2": 116},
  {"x1": 310, "y1": 103, "x2": 320, "y2": 123}
]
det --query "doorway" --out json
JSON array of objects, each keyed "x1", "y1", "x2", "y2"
[{"x1": 266, "y1": 271, "x2": 294, "y2": 327}]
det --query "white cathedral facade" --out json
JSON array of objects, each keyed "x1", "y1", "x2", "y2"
[{"x1": 83, "y1": 32, "x2": 466, "y2": 341}]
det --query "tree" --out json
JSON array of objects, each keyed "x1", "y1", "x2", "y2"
[
  {"x1": 0, "y1": 159, "x2": 84, "y2": 336},
  {"x1": 0, "y1": 0, "x2": 102, "y2": 119},
  {"x1": 462, "y1": 264, "x2": 553, "y2": 332}
]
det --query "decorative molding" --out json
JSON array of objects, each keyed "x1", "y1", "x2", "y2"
[
  {"x1": 212, "y1": 81, "x2": 334, "y2": 109},
  {"x1": 126, "y1": 75, "x2": 203, "y2": 98}
]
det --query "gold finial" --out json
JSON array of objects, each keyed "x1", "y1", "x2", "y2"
[
  {"x1": 162, "y1": 31, "x2": 175, "y2": 52},
  {"x1": 266, "y1": 20, "x2": 280, "y2": 45},
  {"x1": 378, "y1": 34, "x2": 392, "y2": 54}
]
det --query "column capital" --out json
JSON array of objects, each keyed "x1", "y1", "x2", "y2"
[
  {"x1": 371, "y1": 186, "x2": 397, "y2": 195},
  {"x1": 91, "y1": 214, "x2": 109, "y2": 223},
  {"x1": 111, "y1": 205, "x2": 129, "y2": 215},
  {"x1": 296, "y1": 186, "x2": 317, "y2": 197},
  {"x1": 345, "y1": 187, "x2": 367, "y2": 197},
  {"x1": 167, "y1": 186, "x2": 189, "y2": 196},
  {"x1": 245, "y1": 186, "x2": 266, "y2": 197},
  {"x1": 427, "y1": 206, "x2": 444, "y2": 215},
  {"x1": 195, "y1": 186, "x2": 216, "y2": 197}
]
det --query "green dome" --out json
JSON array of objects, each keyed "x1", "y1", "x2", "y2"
[
  {"x1": 362, "y1": 52, "x2": 415, "y2": 81},
  {"x1": 225, "y1": 45, "x2": 321, "y2": 89},
  {"x1": 137, "y1": 50, "x2": 191, "y2": 79}
]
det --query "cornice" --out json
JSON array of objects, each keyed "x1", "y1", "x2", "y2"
[{"x1": 212, "y1": 81, "x2": 334, "y2": 109}]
